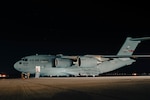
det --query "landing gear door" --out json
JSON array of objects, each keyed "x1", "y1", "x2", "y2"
[{"x1": 35, "y1": 66, "x2": 40, "y2": 78}]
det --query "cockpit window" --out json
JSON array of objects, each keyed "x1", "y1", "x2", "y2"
[
  {"x1": 24, "y1": 59, "x2": 28, "y2": 61},
  {"x1": 21, "y1": 58, "x2": 28, "y2": 61}
]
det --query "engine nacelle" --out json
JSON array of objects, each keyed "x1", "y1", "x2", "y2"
[
  {"x1": 55, "y1": 58, "x2": 73, "y2": 67},
  {"x1": 78, "y1": 57, "x2": 99, "y2": 67}
]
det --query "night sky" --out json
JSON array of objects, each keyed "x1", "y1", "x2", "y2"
[{"x1": 1, "y1": 1, "x2": 150, "y2": 75}]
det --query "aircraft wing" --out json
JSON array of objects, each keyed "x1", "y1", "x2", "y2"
[{"x1": 58, "y1": 54, "x2": 150, "y2": 62}]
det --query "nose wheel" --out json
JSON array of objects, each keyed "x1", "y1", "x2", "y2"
[{"x1": 21, "y1": 72, "x2": 30, "y2": 79}]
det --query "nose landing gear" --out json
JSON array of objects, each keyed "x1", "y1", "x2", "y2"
[{"x1": 21, "y1": 72, "x2": 30, "y2": 79}]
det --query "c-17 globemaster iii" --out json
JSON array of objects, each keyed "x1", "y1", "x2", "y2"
[{"x1": 14, "y1": 37, "x2": 150, "y2": 78}]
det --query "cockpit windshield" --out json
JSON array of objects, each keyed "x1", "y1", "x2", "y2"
[{"x1": 21, "y1": 58, "x2": 28, "y2": 61}]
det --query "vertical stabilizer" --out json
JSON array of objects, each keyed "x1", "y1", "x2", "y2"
[{"x1": 117, "y1": 37, "x2": 150, "y2": 56}]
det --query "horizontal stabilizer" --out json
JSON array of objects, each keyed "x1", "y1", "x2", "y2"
[
  {"x1": 130, "y1": 37, "x2": 150, "y2": 41},
  {"x1": 101, "y1": 55, "x2": 150, "y2": 58}
]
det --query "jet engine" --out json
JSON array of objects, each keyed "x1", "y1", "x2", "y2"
[
  {"x1": 55, "y1": 58, "x2": 73, "y2": 67},
  {"x1": 54, "y1": 56, "x2": 103, "y2": 68},
  {"x1": 78, "y1": 57, "x2": 100, "y2": 67}
]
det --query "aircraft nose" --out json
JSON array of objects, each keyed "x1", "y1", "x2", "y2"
[{"x1": 14, "y1": 62, "x2": 19, "y2": 71}]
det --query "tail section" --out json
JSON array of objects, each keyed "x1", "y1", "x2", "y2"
[{"x1": 117, "y1": 37, "x2": 150, "y2": 56}]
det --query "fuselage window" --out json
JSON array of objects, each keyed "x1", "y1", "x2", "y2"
[
  {"x1": 35, "y1": 59, "x2": 39, "y2": 61},
  {"x1": 41, "y1": 59, "x2": 49, "y2": 61},
  {"x1": 40, "y1": 59, "x2": 49, "y2": 63},
  {"x1": 30, "y1": 59, "x2": 34, "y2": 61}
]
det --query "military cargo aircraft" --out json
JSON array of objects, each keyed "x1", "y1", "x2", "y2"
[{"x1": 14, "y1": 37, "x2": 150, "y2": 78}]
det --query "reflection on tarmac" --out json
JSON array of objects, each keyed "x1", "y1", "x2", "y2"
[{"x1": 0, "y1": 76, "x2": 150, "y2": 100}]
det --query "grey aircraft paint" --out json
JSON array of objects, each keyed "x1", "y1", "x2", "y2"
[{"x1": 14, "y1": 37, "x2": 150, "y2": 78}]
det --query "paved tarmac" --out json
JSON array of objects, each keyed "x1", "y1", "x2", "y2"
[{"x1": 0, "y1": 76, "x2": 150, "y2": 100}]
